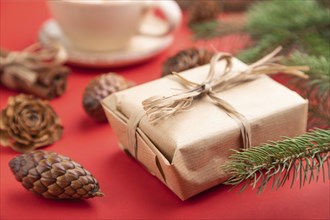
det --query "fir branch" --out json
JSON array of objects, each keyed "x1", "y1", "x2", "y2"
[
  {"x1": 287, "y1": 52, "x2": 330, "y2": 95},
  {"x1": 222, "y1": 129, "x2": 330, "y2": 193},
  {"x1": 286, "y1": 52, "x2": 330, "y2": 129},
  {"x1": 190, "y1": 20, "x2": 221, "y2": 40},
  {"x1": 301, "y1": 32, "x2": 330, "y2": 58},
  {"x1": 237, "y1": 33, "x2": 288, "y2": 63},
  {"x1": 239, "y1": 0, "x2": 330, "y2": 62},
  {"x1": 246, "y1": 0, "x2": 329, "y2": 37},
  {"x1": 190, "y1": 19, "x2": 246, "y2": 40}
]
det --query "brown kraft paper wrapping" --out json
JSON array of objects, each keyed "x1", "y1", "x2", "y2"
[{"x1": 101, "y1": 57, "x2": 308, "y2": 200}]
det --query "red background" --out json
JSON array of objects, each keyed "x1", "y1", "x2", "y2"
[{"x1": 1, "y1": 1, "x2": 329, "y2": 219}]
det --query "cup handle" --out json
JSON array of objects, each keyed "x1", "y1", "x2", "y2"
[{"x1": 138, "y1": 0, "x2": 182, "y2": 37}]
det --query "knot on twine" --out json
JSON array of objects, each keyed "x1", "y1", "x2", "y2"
[
  {"x1": 201, "y1": 83, "x2": 212, "y2": 94},
  {"x1": 141, "y1": 46, "x2": 309, "y2": 149}
]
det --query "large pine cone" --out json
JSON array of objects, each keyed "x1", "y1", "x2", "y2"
[
  {"x1": 0, "y1": 94, "x2": 63, "y2": 152},
  {"x1": 9, "y1": 150, "x2": 104, "y2": 199},
  {"x1": 162, "y1": 48, "x2": 214, "y2": 77},
  {"x1": 83, "y1": 73, "x2": 134, "y2": 122},
  {"x1": 189, "y1": 0, "x2": 220, "y2": 24}
]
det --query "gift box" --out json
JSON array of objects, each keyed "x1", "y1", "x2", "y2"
[{"x1": 102, "y1": 54, "x2": 308, "y2": 200}]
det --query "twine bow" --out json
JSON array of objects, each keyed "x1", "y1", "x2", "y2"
[
  {"x1": 0, "y1": 43, "x2": 67, "y2": 86},
  {"x1": 142, "y1": 47, "x2": 309, "y2": 149}
]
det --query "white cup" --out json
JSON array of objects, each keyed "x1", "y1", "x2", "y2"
[{"x1": 47, "y1": 0, "x2": 182, "y2": 51}]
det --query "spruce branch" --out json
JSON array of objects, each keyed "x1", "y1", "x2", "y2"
[
  {"x1": 287, "y1": 52, "x2": 330, "y2": 95},
  {"x1": 190, "y1": 20, "x2": 221, "y2": 40},
  {"x1": 222, "y1": 129, "x2": 330, "y2": 193},
  {"x1": 285, "y1": 52, "x2": 330, "y2": 129},
  {"x1": 190, "y1": 18, "x2": 246, "y2": 40},
  {"x1": 246, "y1": 0, "x2": 329, "y2": 38},
  {"x1": 239, "y1": 0, "x2": 330, "y2": 62}
]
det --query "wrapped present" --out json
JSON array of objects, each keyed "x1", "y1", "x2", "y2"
[{"x1": 102, "y1": 48, "x2": 308, "y2": 200}]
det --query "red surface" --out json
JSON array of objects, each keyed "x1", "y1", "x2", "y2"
[{"x1": 1, "y1": 1, "x2": 329, "y2": 220}]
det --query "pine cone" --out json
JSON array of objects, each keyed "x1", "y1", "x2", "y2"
[
  {"x1": 0, "y1": 44, "x2": 70, "y2": 100},
  {"x1": 0, "y1": 94, "x2": 63, "y2": 152},
  {"x1": 9, "y1": 150, "x2": 104, "y2": 199},
  {"x1": 83, "y1": 73, "x2": 134, "y2": 122},
  {"x1": 34, "y1": 66, "x2": 70, "y2": 99},
  {"x1": 189, "y1": 0, "x2": 220, "y2": 24},
  {"x1": 161, "y1": 48, "x2": 214, "y2": 77}
]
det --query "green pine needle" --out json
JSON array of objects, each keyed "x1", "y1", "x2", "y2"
[
  {"x1": 190, "y1": 19, "x2": 246, "y2": 40},
  {"x1": 287, "y1": 52, "x2": 330, "y2": 95},
  {"x1": 285, "y1": 52, "x2": 330, "y2": 128},
  {"x1": 246, "y1": 0, "x2": 329, "y2": 37},
  {"x1": 222, "y1": 129, "x2": 330, "y2": 193},
  {"x1": 239, "y1": 0, "x2": 330, "y2": 62},
  {"x1": 190, "y1": 20, "x2": 221, "y2": 40}
]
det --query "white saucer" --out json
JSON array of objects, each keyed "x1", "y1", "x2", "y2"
[{"x1": 38, "y1": 14, "x2": 173, "y2": 68}]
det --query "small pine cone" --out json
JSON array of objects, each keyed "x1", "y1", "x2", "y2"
[
  {"x1": 161, "y1": 48, "x2": 214, "y2": 77},
  {"x1": 189, "y1": 0, "x2": 220, "y2": 24},
  {"x1": 0, "y1": 94, "x2": 63, "y2": 152},
  {"x1": 36, "y1": 66, "x2": 70, "y2": 99},
  {"x1": 0, "y1": 44, "x2": 70, "y2": 100},
  {"x1": 83, "y1": 73, "x2": 134, "y2": 122},
  {"x1": 9, "y1": 150, "x2": 104, "y2": 199}
]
